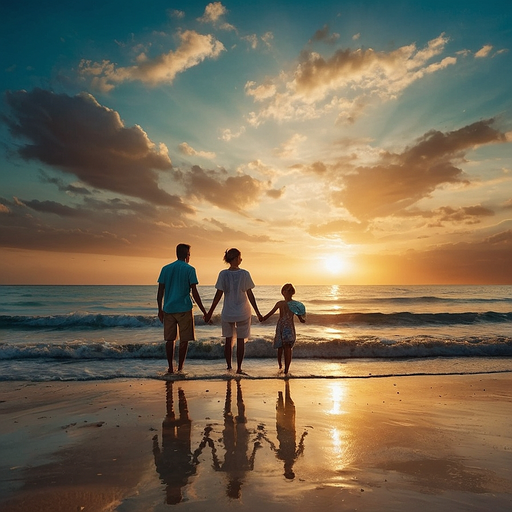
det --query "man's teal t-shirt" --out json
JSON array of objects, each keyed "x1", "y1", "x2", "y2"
[{"x1": 158, "y1": 260, "x2": 198, "y2": 313}]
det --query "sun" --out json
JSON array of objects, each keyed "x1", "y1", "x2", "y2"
[{"x1": 323, "y1": 255, "x2": 350, "y2": 274}]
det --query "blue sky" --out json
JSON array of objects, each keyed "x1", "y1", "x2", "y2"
[{"x1": 1, "y1": 1, "x2": 511, "y2": 284}]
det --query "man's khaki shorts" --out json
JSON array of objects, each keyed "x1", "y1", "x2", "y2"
[{"x1": 163, "y1": 311, "x2": 195, "y2": 342}]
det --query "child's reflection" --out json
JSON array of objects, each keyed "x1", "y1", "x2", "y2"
[
  {"x1": 152, "y1": 382, "x2": 196, "y2": 504},
  {"x1": 274, "y1": 380, "x2": 308, "y2": 479},
  {"x1": 195, "y1": 379, "x2": 262, "y2": 499}
]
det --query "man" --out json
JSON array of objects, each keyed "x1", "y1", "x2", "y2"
[{"x1": 157, "y1": 243, "x2": 207, "y2": 373}]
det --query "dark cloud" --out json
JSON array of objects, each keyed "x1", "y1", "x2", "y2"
[
  {"x1": 0, "y1": 195, "x2": 195, "y2": 256},
  {"x1": 23, "y1": 199, "x2": 85, "y2": 217},
  {"x1": 266, "y1": 188, "x2": 285, "y2": 199},
  {"x1": 39, "y1": 171, "x2": 92, "y2": 195},
  {"x1": 432, "y1": 205, "x2": 494, "y2": 225},
  {"x1": 391, "y1": 228, "x2": 512, "y2": 284},
  {"x1": 309, "y1": 25, "x2": 339, "y2": 45},
  {"x1": 82, "y1": 197, "x2": 160, "y2": 217},
  {"x1": 182, "y1": 165, "x2": 272, "y2": 213},
  {"x1": 336, "y1": 119, "x2": 507, "y2": 220},
  {"x1": 2, "y1": 88, "x2": 189, "y2": 210},
  {"x1": 206, "y1": 218, "x2": 272, "y2": 243}
]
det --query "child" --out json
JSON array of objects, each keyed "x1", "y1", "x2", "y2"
[
  {"x1": 261, "y1": 283, "x2": 305, "y2": 375},
  {"x1": 205, "y1": 248, "x2": 262, "y2": 374}
]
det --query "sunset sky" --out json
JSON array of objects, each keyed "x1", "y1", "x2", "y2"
[{"x1": 1, "y1": 0, "x2": 511, "y2": 285}]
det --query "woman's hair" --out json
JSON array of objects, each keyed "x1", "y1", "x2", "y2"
[
  {"x1": 281, "y1": 283, "x2": 295, "y2": 295},
  {"x1": 224, "y1": 248, "x2": 241, "y2": 264}
]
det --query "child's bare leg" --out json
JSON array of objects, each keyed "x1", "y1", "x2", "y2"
[
  {"x1": 236, "y1": 338, "x2": 245, "y2": 373},
  {"x1": 277, "y1": 347, "x2": 283, "y2": 369},
  {"x1": 224, "y1": 337, "x2": 233, "y2": 369},
  {"x1": 283, "y1": 345, "x2": 292, "y2": 374}
]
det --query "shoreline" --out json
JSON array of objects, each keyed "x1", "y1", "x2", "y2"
[{"x1": 1, "y1": 373, "x2": 512, "y2": 511}]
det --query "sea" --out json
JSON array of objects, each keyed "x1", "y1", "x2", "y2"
[{"x1": 1, "y1": 284, "x2": 512, "y2": 382}]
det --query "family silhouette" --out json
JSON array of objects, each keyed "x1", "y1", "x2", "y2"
[{"x1": 157, "y1": 244, "x2": 305, "y2": 375}]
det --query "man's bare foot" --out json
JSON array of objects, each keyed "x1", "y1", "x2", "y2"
[
  {"x1": 236, "y1": 369, "x2": 248, "y2": 375},
  {"x1": 167, "y1": 367, "x2": 174, "y2": 374},
  {"x1": 227, "y1": 366, "x2": 232, "y2": 371}
]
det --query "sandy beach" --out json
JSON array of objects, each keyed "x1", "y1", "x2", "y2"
[{"x1": 1, "y1": 373, "x2": 511, "y2": 511}]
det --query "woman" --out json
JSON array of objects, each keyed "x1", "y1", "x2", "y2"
[{"x1": 205, "y1": 248, "x2": 262, "y2": 374}]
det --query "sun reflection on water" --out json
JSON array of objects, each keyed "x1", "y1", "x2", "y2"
[{"x1": 327, "y1": 382, "x2": 348, "y2": 416}]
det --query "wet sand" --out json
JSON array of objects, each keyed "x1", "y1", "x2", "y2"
[{"x1": 1, "y1": 374, "x2": 511, "y2": 511}]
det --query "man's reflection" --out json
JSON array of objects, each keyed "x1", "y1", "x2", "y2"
[
  {"x1": 153, "y1": 382, "x2": 196, "y2": 504},
  {"x1": 274, "y1": 380, "x2": 307, "y2": 479}
]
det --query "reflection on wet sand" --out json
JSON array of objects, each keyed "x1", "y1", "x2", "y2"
[
  {"x1": 154, "y1": 379, "x2": 310, "y2": 503},
  {"x1": 259, "y1": 380, "x2": 308, "y2": 479},
  {"x1": 196, "y1": 379, "x2": 263, "y2": 499},
  {"x1": 152, "y1": 382, "x2": 196, "y2": 504},
  {"x1": 274, "y1": 381, "x2": 308, "y2": 479}
]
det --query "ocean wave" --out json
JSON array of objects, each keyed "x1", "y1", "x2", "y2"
[
  {"x1": 309, "y1": 296, "x2": 512, "y2": 305},
  {"x1": 319, "y1": 311, "x2": 512, "y2": 326},
  {"x1": 1, "y1": 310, "x2": 512, "y2": 330},
  {"x1": 2, "y1": 335, "x2": 512, "y2": 361},
  {"x1": 0, "y1": 312, "x2": 161, "y2": 329}
]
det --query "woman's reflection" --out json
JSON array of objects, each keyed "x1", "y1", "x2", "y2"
[
  {"x1": 195, "y1": 379, "x2": 262, "y2": 499},
  {"x1": 152, "y1": 382, "x2": 196, "y2": 504}
]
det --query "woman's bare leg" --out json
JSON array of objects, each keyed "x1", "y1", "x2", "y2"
[
  {"x1": 236, "y1": 338, "x2": 245, "y2": 373},
  {"x1": 224, "y1": 337, "x2": 233, "y2": 370}
]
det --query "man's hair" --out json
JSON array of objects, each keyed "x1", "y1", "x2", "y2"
[{"x1": 176, "y1": 243, "x2": 191, "y2": 260}]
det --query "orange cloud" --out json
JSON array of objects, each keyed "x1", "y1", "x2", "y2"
[
  {"x1": 179, "y1": 142, "x2": 216, "y2": 160},
  {"x1": 246, "y1": 34, "x2": 456, "y2": 125},
  {"x1": 336, "y1": 120, "x2": 506, "y2": 220},
  {"x1": 79, "y1": 30, "x2": 225, "y2": 91},
  {"x1": 181, "y1": 165, "x2": 273, "y2": 213}
]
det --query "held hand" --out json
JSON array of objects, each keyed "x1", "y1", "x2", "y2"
[{"x1": 158, "y1": 310, "x2": 164, "y2": 323}]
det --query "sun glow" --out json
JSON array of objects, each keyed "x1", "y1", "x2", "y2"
[{"x1": 323, "y1": 255, "x2": 351, "y2": 275}]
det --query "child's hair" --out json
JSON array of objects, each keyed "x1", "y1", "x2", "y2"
[
  {"x1": 281, "y1": 283, "x2": 295, "y2": 295},
  {"x1": 224, "y1": 248, "x2": 241, "y2": 264}
]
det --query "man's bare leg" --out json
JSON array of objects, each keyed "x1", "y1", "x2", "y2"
[
  {"x1": 165, "y1": 339, "x2": 176, "y2": 373},
  {"x1": 177, "y1": 339, "x2": 189, "y2": 371}
]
